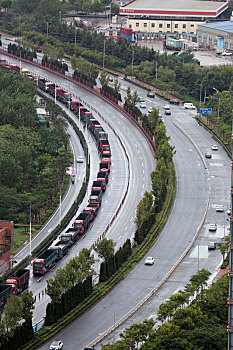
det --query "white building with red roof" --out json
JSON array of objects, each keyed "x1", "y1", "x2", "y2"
[{"x1": 119, "y1": 0, "x2": 229, "y2": 34}]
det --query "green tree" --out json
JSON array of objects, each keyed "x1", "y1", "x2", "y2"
[
  {"x1": 21, "y1": 290, "x2": 35, "y2": 322},
  {"x1": 217, "y1": 234, "x2": 230, "y2": 263},
  {"x1": 94, "y1": 238, "x2": 116, "y2": 261},
  {"x1": 100, "y1": 70, "x2": 109, "y2": 89},
  {"x1": 3, "y1": 295, "x2": 23, "y2": 332}
]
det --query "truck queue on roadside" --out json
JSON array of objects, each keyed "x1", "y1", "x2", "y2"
[{"x1": 0, "y1": 60, "x2": 112, "y2": 283}]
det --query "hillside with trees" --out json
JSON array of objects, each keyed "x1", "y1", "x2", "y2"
[{"x1": 0, "y1": 67, "x2": 70, "y2": 224}]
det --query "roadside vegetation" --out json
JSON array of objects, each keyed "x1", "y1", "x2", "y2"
[
  {"x1": 0, "y1": 0, "x2": 232, "y2": 141},
  {"x1": 0, "y1": 67, "x2": 71, "y2": 250},
  {"x1": 0, "y1": 0, "x2": 231, "y2": 347},
  {"x1": 101, "y1": 271, "x2": 228, "y2": 349}
]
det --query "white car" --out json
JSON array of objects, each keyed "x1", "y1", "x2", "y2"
[
  {"x1": 209, "y1": 224, "x2": 217, "y2": 231},
  {"x1": 77, "y1": 156, "x2": 84, "y2": 163},
  {"x1": 211, "y1": 144, "x2": 218, "y2": 151},
  {"x1": 216, "y1": 205, "x2": 224, "y2": 212},
  {"x1": 184, "y1": 103, "x2": 196, "y2": 109},
  {"x1": 222, "y1": 51, "x2": 232, "y2": 56},
  {"x1": 50, "y1": 340, "x2": 63, "y2": 350},
  {"x1": 148, "y1": 107, "x2": 153, "y2": 113},
  {"x1": 227, "y1": 207, "x2": 231, "y2": 215},
  {"x1": 145, "y1": 257, "x2": 154, "y2": 265},
  {"x1": 140, "y1": 101, "x2": 146, "y2": 108},
  {"x1": 163, "y1": 104, "x2": 170, "y2": 110}
]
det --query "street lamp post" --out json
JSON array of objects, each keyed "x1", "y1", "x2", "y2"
[
  {"x1": 75, "y1": 28, "x2": 77, "y2": 49},
  {"x1": 103, "y1": 39, "x2": 105, "y2": 70},
  {"x1": 29, "y1": 204, "x2": 37, "y2": 256},
  {"x1": 131, "y1": 48, "x2": 134, "y2": 80},
  {"x1": 29, "y1": 205, "x2": 32, "y2": 256},
  {"x1": 213, "y1": 87, "x2": 220, "y2": 121},
  {"x1": 19, "y1": 49, "x2": 22, "y2": 72},
  {"x1": 46, "y1": 22, "x2": 49, "y2": 40},
  {"x1": 59, "y1": 179, "x2": 62, "y2": 225}
]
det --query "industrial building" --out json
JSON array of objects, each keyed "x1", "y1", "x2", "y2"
[
  {"x1": 119, "y1": 0, "x2": 229, "y2": 35},
  {"x1": 197, "y1": 21, "x2": 233, "y2": 51}
]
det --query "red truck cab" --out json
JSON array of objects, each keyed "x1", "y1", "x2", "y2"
[
  {"x1": 33, "y1": 258, "x2": 45, "y2": 275},
  {"x1": 102, "y1": 150, "x2": 111, "y2": 158},
  {"x1": 73, "y1": 220, "x2": 84, "y2": 233},
  {"x1": 101, "y1": 157, "x2": 111, "y2": 168},
  {"x1": 83, "y1": 206, "x2": 98, "y2": 221}
]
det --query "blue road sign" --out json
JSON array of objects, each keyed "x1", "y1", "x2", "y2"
[{"x1": 200, "y1": 108, "x2": 212, "y2": 115}]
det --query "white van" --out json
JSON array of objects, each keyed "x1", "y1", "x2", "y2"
[{"x1": 184, "y1": 103, "x2": 196, "y2": 109}]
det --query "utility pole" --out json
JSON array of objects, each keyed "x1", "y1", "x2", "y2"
[
  {"x1": 75, "y1": 28, "x2": 77, "y2": 49},
  {"x1": 46, "y1": 22, "x2": 49, "y2": 40},
  {"x1": 103, "y1": 39, "x2": 105, "y2": 70},
  {"x1": 131, "y1": 48, "x2": 134, "y2": 80},
  {"x1": 228, "y1": 128, "x2": 233, "y2": 349}
]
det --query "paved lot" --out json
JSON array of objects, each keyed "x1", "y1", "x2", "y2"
[{"x1": 136, "y1": 39, "x2": 233, "y2": 66}]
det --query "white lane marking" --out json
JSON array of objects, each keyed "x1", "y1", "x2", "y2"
[
  {"x1": 125, "y1": 226, "x2": 128, "y2": 231},
  {"x1": 118, "y1": 235, "x2": 121, "y2": 240},
  {"x1": 130, "y1": 217, "x2": 133, "y2": 222}
]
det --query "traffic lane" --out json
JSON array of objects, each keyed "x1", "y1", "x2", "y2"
[
  {"x1": 2, "y1": 55, "x2": 149, "y2": 288},
  {"x1": 14, "y1": 122, "x2": 86, "y2": 264},
  {"x1": 29, "y1": 126, "x2": 127, "y2": 298},
  {"x1": 39, "y1": 121, "x2": 208, "y2": 350},
  {"x1": 102, "y1": 111, "x2": 231, "y2": 345},
  {"x1": 94, "y1": 100, "x2": 155, "y2": 248}
]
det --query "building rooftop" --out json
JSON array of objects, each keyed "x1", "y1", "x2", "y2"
[
  {"x1": 120, "y1": 0, "x2": 228, "y2": 18},
  {"x1": 198, "y1": 20, "x2": 233, "y2": 34}
]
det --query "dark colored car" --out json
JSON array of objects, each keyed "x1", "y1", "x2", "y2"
[
  {"x1": 147, "y1": 92, "x2": 155, "y2": 98},
  {"x1": 165, "y1": 109, "x2": 171, "y2": 115},
  {"x1": 205, "y1": 153, "x2": 212, "y2": 159},
  {"x1": 208, "y1": 242, "x2": 216, "y2": 250},
  {"x1": 169, "y1": 99, "x2": 180, "y2": 105}
]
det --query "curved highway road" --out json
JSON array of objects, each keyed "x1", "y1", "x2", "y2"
[
  {"x1": 0, "y1": 54, "x2": 155, "y2": 325},
  {"x1": 1, "y1": 52, "x2": 230, "y2": 349}
]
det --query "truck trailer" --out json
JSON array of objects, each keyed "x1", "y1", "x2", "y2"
[
  {"x1": 5, "y1": 269, "x2": 30, "y2": 294},
  {"x1": 33, "y1": 249, "x2": 58, "y2": 275},
  {"x1": 73, "y1": 212, "x2": 91, "y2": 234},
  {"x1": 0, "y1": 284, "x2": 12, "y2": 311}
]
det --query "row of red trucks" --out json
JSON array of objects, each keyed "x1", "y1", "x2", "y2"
[
  {"x1": 0, "y1": 60, "x2": 112, "y2": 278},
  {"x1": 0, "y1": 269, "x2": 30, "y2": 311},
  {"x1": 30, "y1": 73, "x2": 112, "y2": 275}
]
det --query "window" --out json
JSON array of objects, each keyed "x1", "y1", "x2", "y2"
[
  {"x1": 167, "y1": 23, "x2": 170, "y2": 28},
  {"x1": 191, "y1": 24, "x2": 194, "y2": 27},
  {"x1": 159, "y1": 23, "x2": 163, "y2": 28},
  {"x1": 129, "y1": 24, "x2": 132, "y2": 28},
  {"x1": 151, "y1": 23, "x2": 155, "y2": 27},
  {"x1": 144, "y1": 23, "x2": 147, "y2": 27},
  {"x1": 136, "y1": 23, "x2": 139, "y2": 27},
  {"x1": 175, "y1": 24, "x2": 178, "y2": 28},
  {"x1": 183, "y1": 24, "x2": 186, "y2": 29}
]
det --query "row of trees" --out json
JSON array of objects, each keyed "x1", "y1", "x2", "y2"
[
  {"x1": 0, "y1": 68, "x2": 70, "y2": 224},
  {"x1": 101, "y1": 271, "x2": 228, "y2": 349},
  {"x1": 4, "y1": 5, "x2": 231, "y2": 137},
  {"x1": 134, "y1": 103, "x2": 175, "y2": 244},
  {"x1": 0, "y1": 0, "x2": 119, "y2": 17},
  {"x1": 99, "y1": 238, "x2": 132, "y2": 282},
  {"x1": 45, "y1": 237, "x2": 132, "y2": 326},
  {"x1": 0, "y1": 290, "x2": 35, "y2": 350},
  {"x1": 71, "y1": 55, "x2": 99, "y2": 84}
]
